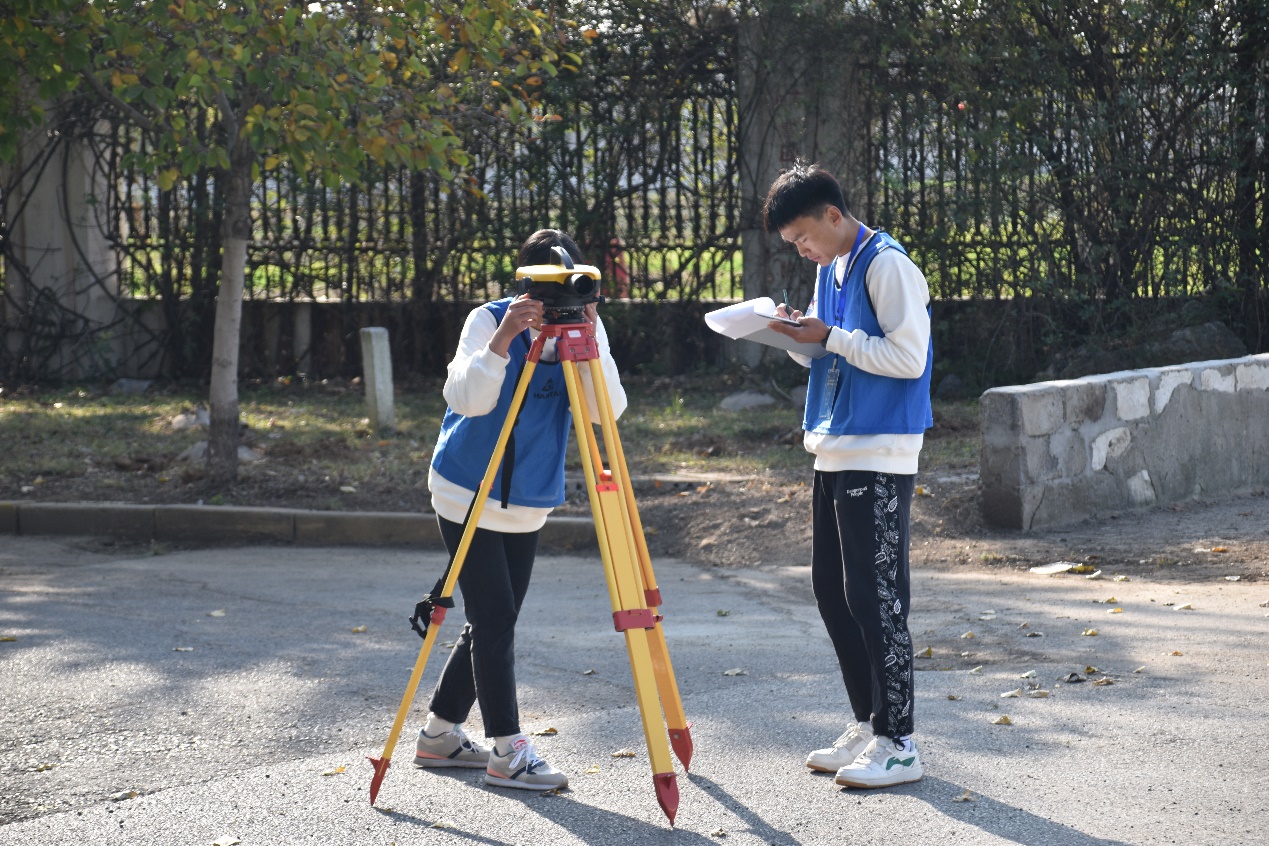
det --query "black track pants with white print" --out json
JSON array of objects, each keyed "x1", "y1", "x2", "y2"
[{"x1": 811, "y1": 469, "x2": 915, "y2": 739}]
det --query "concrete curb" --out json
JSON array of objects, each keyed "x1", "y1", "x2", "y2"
[{"x1": 0, "y1": 501, "x2": 599, "y2": 550}]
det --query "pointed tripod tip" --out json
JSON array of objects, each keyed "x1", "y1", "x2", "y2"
[
  {"x1": 653, "y1": 772, "x2": 679, "y2": 825},
  {"x1": 367, "y1": 756, "x2": 390, "y2": 805},
  {"x1": 669, "y1": 726, "x2": 694, "y2": 772}
]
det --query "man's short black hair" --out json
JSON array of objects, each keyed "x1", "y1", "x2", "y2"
[
  {"x1": 762, "y1": 162, "x2": 849, "y2": 233},
  {"x1": 518, "y1": 228, "x2": 583, "y2": 267}
]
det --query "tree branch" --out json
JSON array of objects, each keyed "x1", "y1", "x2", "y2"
[{"x1": 80, "y1": 69, "x2": 164, "y2": 137}]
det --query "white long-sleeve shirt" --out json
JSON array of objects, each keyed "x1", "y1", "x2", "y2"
[
  {"x1": 790, "y1": 245, "x2": 931, "y2": 475},
  {"x1": 429, "y1": 306, "x2": 627, "y2": 532}
]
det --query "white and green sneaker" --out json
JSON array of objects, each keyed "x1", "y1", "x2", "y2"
[
  {"x1": 413, "y1": 724, "x2": 490, "y2": 769},
  {"x1": 834, "y1": 735, "x2": 923, "y2": 788},
  {"x1": 484, "y1": 737, "x2": 568, "y2": 791},
  {"x1": 806, "y1": 721, "x2": 874, "y2": 773}
]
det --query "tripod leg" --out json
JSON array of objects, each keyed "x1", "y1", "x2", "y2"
[
  {"x1": 585, "y1": 358, "x2": 693, "y2": 771},
  {"x1": 561, "y1": 359, "x2": 679, "y2": 824},
  {"x1": 368, "y1": 350, "x2": 543, "y2": 805}
]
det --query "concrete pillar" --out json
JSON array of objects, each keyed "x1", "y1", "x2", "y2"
[
  {"x1": 2, "y1": 106, "x2": 118, "y2": 377},
  {"x1": 293, "y1": 301, "x2": 312, "y2": 375},
  {"x1": 359, "y1": 326, "x2": 395, "y2": 432}
]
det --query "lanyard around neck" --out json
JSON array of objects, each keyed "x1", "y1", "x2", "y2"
[{"x1": 833, "y1": 225, "x2": 870, "y2": 328}]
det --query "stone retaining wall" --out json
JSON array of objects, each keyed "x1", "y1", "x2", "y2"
[{"x1": 980, "y1": 354, "x2": 1269, "y2": 530}]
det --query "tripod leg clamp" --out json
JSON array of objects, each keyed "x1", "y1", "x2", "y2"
[
  {"x1": 410, "y1": 594, "x2": 455, "y2": 640},
  {"x1": 612, "y1": 609, "x2": 658, "y2": 631}
]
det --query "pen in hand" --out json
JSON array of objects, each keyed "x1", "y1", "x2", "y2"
[{"x1": 782, "y1": 289, "x2": 795, "y2": 320}]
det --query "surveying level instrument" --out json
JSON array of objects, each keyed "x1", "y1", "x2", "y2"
[{"x1": 368, "y1": 254, "x2": 692, "y2": 825}]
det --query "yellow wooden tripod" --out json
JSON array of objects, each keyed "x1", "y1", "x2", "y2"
[{"x1": 368, "y1": 319, "x2": 691, "y2": 825}]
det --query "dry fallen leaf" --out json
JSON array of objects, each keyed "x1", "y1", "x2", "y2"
[
  {"x1": 1018, "y1": 670, "x2": 1037, "y2": 679},
  {"x1": 1030, "y1": 562, "x2": 1075, "y2": 575},
  {"x1": 1085, "y1": 570, "x2": 1103, "y2": 580},
  {"x1": 1170, "y1": 651, "x2": 1184, "y2": 656},
  {"x1": 339, "y1": 486, "x2": 357, "y2": 493},
  {"x1": 585, "y1": 765, "x2": 601, "y2": 774},
  {"x1": 710, "y1": 828, "x2": 729, "y2": 838},
  {"x1": 1025, "y1": 631, "x2": 1043, "y2": 637},
  {"x1": 351, "y1": 625, "x2": 367, "y2": 633},
  {"x1": 1133, "y1": 666, "x2": 1146, "y2": 673},
  {"x1": 1175, "y1": 603, "x2": 1194, "y2": 611},
  {"x1": 1026, "y1": 689, "x2": 1050, "y2": 699},
  {"x1": 1085, "y1": 666, "x2": 1100, "y2": 675},
  {"x1": 1114, "y1": 575, "x2": 1131, "y2": 582},
  {"x1": 109, "y1": 790, "x2": 139, "y2": 802},
  {"x1": 947, "y1": 694, "x2": 961, "y2": 700},
  {"x1": 0, "y1": 636, "x2": 16, "y2": 642},
  {"x1": 530, "y1": 727, "x2": 558, "y2": 737},
  {"x1": 968, "y1": 665, "x2": 984, "y2": 674},
  {"x1": 960, "y1": 631, "x2": 976, "y2": 639},
  {"x1": 1093, "y1": 677, "x2": 1115, "y2": 686},
  {"x1": 722, "y1": 668, "x2": 748, "y2": 676},
  {"x1": 992, "y1": 715, "x2": 1013, "y2": 725},
  {"x1": 581, "y1": 669, "x2": 596, "y2": 675},
  {"x1": 951, "y1": 789, "x2": 977, "y2": 802},
  {"x1": 1108, "y1": 608, "x2": 1123, "y2": 614},
  {"x1": 611, "y1": 748, "x2": 637, "y2": 758},
  {"x1": 716, "y1": 610, "x2": 731, "y2": 617},
  {"x1": 1070, "y1": 564, "x2": 1097, "y2": 574},
  {"x1": 1062, "y1": 673, "x2": 1086, "y2": 683},
  {"x1": 173, "y1": 646, "x2": 194, "y2": 652},
  {"x1": 1082, "y1": 628, "x2": 1099, "y2": 636},
  {"x1": 213, "y1": 837, "x2": 241, "y2": 846},
  {"x1": 321, "y1": 765, "x2": 346, "y2": 776},
  {"x1": 1211, "y1": 546, "x2": 1229, "y2": 553},
  {"x1": 1096, "y1": 596, "x2": 1117, "y2": 604},
  {"x1": 428, "y1": 820, "x2": 454, "y2": 829},
  {"x1": 917, "y1": 646, "x2": 934, "y2": 658},
  {"x1": 1000, "y1": 688, "x2": 1022, "y2": 699},
  {"x1": 208, "y1": 609, "x2": 226, "y2": 617}
]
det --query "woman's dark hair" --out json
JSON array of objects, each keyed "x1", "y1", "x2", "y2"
[
  {"x1": 518, "y1": 228, "x2": 583, "y2": 267},
  {"x1": 762, "y1": 162, "x2": 849, "y2": 233}
]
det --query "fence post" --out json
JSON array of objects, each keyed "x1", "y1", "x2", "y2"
[{"x1": 359, "y1": 327, "x2": 395, "y2": 432}]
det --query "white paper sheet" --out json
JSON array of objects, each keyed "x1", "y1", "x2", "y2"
[{"x1": 704, "y1": 297, "x2": 830, "y2": 359}]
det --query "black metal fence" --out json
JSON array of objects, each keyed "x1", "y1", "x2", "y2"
[{"x1": 3, "y1": 1, "x2": 1265, "y2": 384}]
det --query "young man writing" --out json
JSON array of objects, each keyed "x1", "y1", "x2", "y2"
[{"x1": 763, "y1": 162, "x2": 933, "y2": 789}]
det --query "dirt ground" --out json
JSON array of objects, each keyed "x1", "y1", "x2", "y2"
[
  {"x1": 623, "y1": 471, "x2": 1269, "y2": 586},
  {"x1": 6, "y1": 391, "x2": 1266, "y2": 586}
]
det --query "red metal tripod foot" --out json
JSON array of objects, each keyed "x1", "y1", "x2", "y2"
[
  {"x1": 653, "y1": 772, "x2": 679, "y2": 825},
  {"x1": 669, "y1": 725, "x2": 694, "y2": 772},
  {"x1": 367, "y1": 756, "x2": 390, "y2": 805}
]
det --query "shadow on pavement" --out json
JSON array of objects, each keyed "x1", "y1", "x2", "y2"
[
  {"x1": 686, "y1": 773, "x2": 803, "y2": 845},
  {"x1": 911, "y1": 776, "x2": 1133, "y2": 846}
]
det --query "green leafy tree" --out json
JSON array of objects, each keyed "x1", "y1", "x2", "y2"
[{"x1": 1, "y1": 0, "x2": 577, "y2": 483}]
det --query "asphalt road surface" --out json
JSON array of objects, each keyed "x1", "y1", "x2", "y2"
[{"x1": 2, "y1": 536, "x2": 1266, "y2": 845}]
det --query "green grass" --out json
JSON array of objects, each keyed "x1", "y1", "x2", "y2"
[{"x1": 0, "y1": 377, "x2": 978, "y2": 508}]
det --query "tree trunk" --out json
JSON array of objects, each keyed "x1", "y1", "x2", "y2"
[
  {"x1": 1234, "y1": 0, "x2": 1266, "y2": 350},
  {"x1": 207, "y1": 137, "x2": 254, "y2": 486}
]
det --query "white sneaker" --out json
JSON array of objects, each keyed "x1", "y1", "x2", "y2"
[
  {"x1": 413, "y1": 724, "x2": 490, "y2": 769},
  {"x1": 485, "y1": 737, "x2": 568, "y2": 791},
  {"x1": 806, "y1": 721, "x2": 873, "y2": 773},
  {"x1": 834, "y1": 735, "x2": 923, "y2": 788}
]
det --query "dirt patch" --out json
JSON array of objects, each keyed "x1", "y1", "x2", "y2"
[{"x1": 614, "y1": 472, "x2": 1269, "y2": 586}]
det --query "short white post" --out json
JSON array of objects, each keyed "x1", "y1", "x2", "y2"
[
  {"x1": 293, "y1": 301, "x2": 312, "y2": 375},
  {"x1": 359, "y1": 327, "x2": 395, "y2": 432}
]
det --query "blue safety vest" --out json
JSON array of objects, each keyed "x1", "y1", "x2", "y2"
[
  {"x1": 431, "y1": 298, "x2": 572, "y2": 508},
  {"x1": 802, "y1": 232, "x2": 934, "y2": 435}
]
